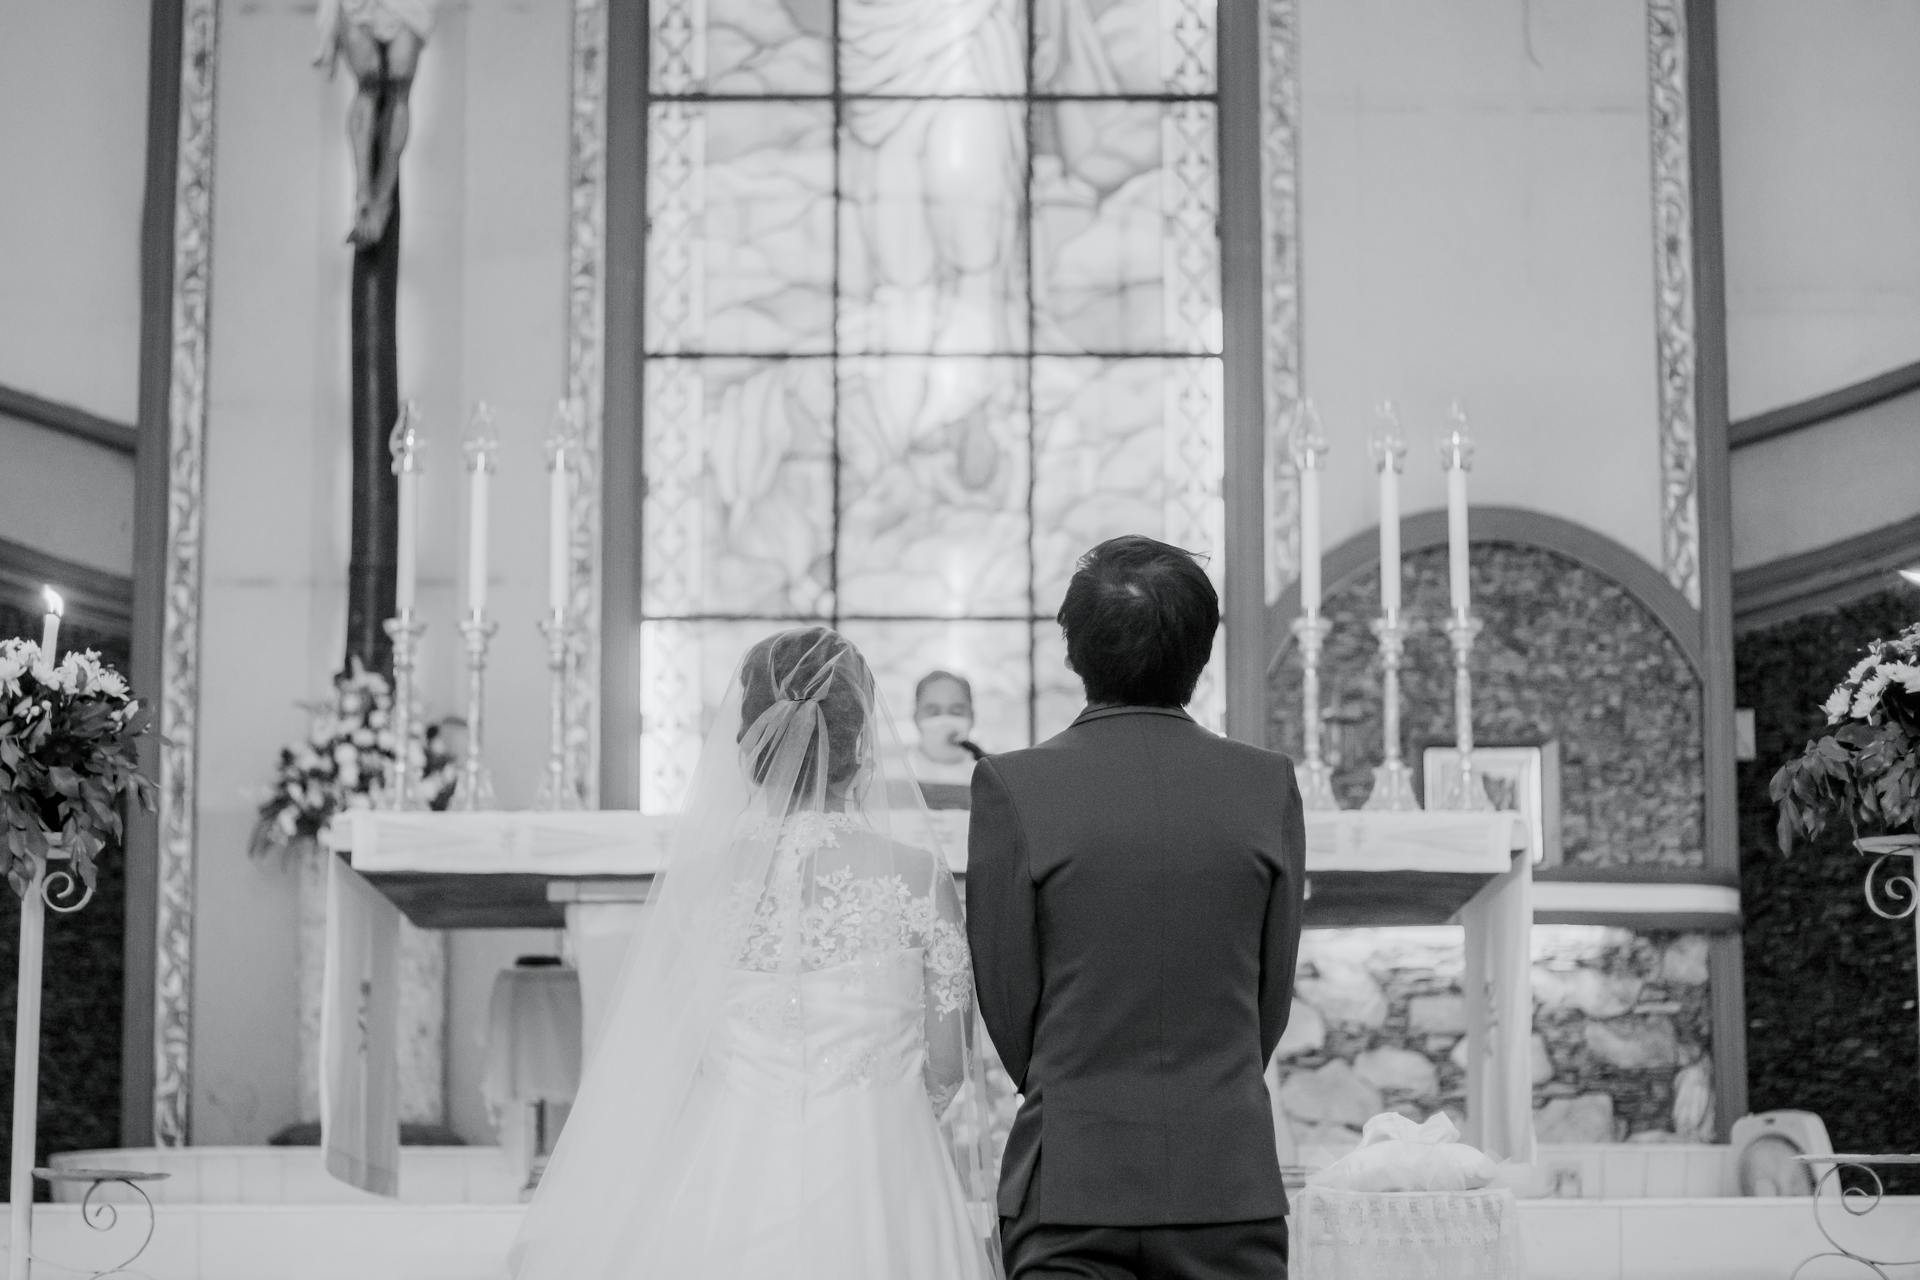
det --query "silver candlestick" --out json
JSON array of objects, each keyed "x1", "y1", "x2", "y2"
[
  {"x1": 1441, "y1": 611, "x2": 1493, "y2": 810},
  {"x1": 537, "y1": 609, "x2": 579, "y2": 810},
  {"x1": 1291, "y1": 613, "x2": 1341, "y2": 810},
  {"x1": 383, "y1": 610, "x2": 425, "y2": 810},
  {"x1": 457, "y1": 611, "x2": 498, "y2": 810},
  {"x1": 1363, "y1": 611, "x2": 1422, "y2": 811}
]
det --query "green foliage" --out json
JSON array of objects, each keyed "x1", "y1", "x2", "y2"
[
  {"x1": 1771, "y1": 621, "x2": 1920, "y2": 852},
  {"x1": 1740, "y1": 591, "x2": 1920, "y2": 1193},
  {"x1": 0, "y1": 641, "x2": 154, "y2": 899},
  {"x1": 0, "y1": 601, "x2": 129, "y2": 1197}
]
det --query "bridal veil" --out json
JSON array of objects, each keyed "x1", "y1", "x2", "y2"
[{"x1": 510, "y1": 627, "x2": 997, "y2": 1278}]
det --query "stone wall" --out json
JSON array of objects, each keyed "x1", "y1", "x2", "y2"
[
  {"x1": 1274, "y1": 925, "x2": 1716, "y2": 1153},
  {"x1": 1270, "y1": 543, "x2": 1706, "y2": 868}
]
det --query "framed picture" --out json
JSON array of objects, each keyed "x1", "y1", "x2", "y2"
[{"x1": 1419, "y1": 741, "x2": 1561, "y2": 866}]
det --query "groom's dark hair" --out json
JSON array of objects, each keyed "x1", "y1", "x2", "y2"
[{"x1": 1057, "y1": 536, "x2": 1219, "y2": 708}]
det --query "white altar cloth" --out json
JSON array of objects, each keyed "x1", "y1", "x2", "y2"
[
  {"x1": 323, "y1": 808, "x2": 1535, "y2": 1193},
  {"x1": 330, "y1": 808, "x2": 970, "y2": 877},
  {"x1": 331, "y1": 808, "x2": 1520, "y2": 879}
]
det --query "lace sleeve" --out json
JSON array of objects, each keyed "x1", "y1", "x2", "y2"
[{"x1": 918, "y1": 870, "x2": 974, "y2": 1116}]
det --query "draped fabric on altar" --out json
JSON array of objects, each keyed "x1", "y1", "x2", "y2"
[
  {"x1": 320, "y1": 857, "x2": 401, "y2": 1196},
  {"x1": 510, "y1": 628, "x2": 998, "y2": 1280}
]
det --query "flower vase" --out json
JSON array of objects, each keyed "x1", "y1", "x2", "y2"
[{"x1": 295, "y1": 843, "x2": 448, "y2": 1128}]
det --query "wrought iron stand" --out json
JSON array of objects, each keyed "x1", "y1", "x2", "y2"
[
  {"x1": 1791, "y1": 1154, "x2": 1920, "y2": 1279},
  {"x1": 31, "y1": 1168, "x2": 170, "y2": 1279}
]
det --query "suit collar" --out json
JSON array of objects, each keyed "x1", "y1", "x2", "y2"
[{"x1": 1070, "y1": 704, "x2": 1196, "y2": 728}]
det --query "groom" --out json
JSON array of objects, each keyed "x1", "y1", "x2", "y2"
[{"x1": 968, "y1": 536, "x2": 1308, "y2": 1280}]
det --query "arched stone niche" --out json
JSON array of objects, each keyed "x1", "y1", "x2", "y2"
[{"x1": 1268, "y1": 509, "x2": 1706, "y2": 870}]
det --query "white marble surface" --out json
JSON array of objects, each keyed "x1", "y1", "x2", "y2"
[
  {"x1": 11, "y1": 1191, "x2": 1919, "y2": 1280},
  {"x1": 332, "y1": 808, "x2": 1523, "y2": 879}
]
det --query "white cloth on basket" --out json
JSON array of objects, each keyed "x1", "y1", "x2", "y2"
[
  {"x1": 1292, "y1": 1185, "x2": 1527, "y2": 1280},
  {"x1": 1310, "y1": 1112, "x2": 1497, "y2": 1193},
  {"x1": 1293, "y1": 1113, "x2": 1524, "y2": 1279}
]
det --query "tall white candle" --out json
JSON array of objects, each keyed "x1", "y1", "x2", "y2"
[
  {"x1": 39, "y1": 587, "x2": 62, "y2": 660},
  {"x1": 1443, "y1": 403, "x2": 1473, "y2": 619},
  {"x1": 1373, "y1": 404, "x2": 1405, "y2": 619},
  {"x1": 391, "y1": 404, "x2": 421, "y2": 616},
  {"x1": 465, "y1": 405, "x2": 496, "y2": 617},
  {"x1": 547, "y1": 407, "x2": 572, "y2": 618},
  {"x1": 1293, "y1": 401, "x2": 1326, "y2": 617}
]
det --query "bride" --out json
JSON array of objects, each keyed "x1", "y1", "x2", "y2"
[{"x1": 511, "y1": 627, "x2": 1000, "y2": 1280}]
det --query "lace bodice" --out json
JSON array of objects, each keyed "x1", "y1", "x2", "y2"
[{"x1": 717, "y1": 812, "x2": 974, "y2": 1113}]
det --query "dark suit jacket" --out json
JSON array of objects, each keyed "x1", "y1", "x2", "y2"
[{"x1": 967, "y1": 705, "x2": 1307, "y2": 1227}]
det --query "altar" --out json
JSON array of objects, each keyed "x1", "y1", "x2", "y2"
[{"x1": 321, "y1": 806, "x2": 1534, "y2": 1194}]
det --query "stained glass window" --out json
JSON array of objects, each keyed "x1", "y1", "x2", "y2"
[{"x1": 639, "y1": 0, "x2": 1224, "y2": 810}]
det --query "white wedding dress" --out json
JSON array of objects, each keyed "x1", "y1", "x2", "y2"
[
  {"x1": 643, "y1": 814, "x2": 996, "y2": 1279},
  {"x1": 511, "y1": 630, "x2": 999, "y2": 1280}
]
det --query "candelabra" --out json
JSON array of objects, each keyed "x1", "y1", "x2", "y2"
[
  {"x1": 1364, "y1": 422, "x2": 1420, "y2": 812},
  {"x1": 383, "y1": 610, "x2": 425, "y2": 810},
  {"x1": 1291, "y1": 613, "x2": 1341, "y2": 811},
  {"x1": 457, "y1": 612, "x2": 498, "y2": 810},
  {"x1": 1362, "y1": 610, "x2": 1421, "y2": 811},
  {"x1": 1440, "y1": 612, "x2": 1493, "y2": 810},
  {"x1": 537, "y1": 609, "x2": 579, "y2": 810},
  {"x1": 383, "y1": 407, "x2": 425, "y2": 811},
  {"x1": 457, "y1": 425, "x2": 499, "y2": 810}
]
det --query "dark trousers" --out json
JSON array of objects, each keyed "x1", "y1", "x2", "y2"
[{"x1": 1002, "y1": 1212, "x2": 1288, "y2": 1280}]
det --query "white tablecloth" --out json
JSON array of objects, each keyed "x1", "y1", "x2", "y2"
[{"x1": 481, "y1": 965, "x2": 582, "y2": 1114}]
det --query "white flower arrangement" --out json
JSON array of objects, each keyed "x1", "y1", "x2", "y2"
[
  {"x1": 1774, "y1": 621, "x2": 1920, "y2": 851},
  {"x1": 0, "y1": 637, "x2": 153, "y2": 897},
  {"x1": 249, "y1": 659, "x2": 457, "y2": 857}
]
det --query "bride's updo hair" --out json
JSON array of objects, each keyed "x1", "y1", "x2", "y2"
[{"x1": 737, "y1": 627, "x2": 874, "y2": 793}]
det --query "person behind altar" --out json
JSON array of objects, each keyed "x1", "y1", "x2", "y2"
[{"x1": 907, "y1": 669, "x2": 987, "y2": 809}]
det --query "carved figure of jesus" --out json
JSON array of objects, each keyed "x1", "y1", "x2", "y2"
[{"x1": 315, "y1": 0, "x2": 435, "y2": 248}]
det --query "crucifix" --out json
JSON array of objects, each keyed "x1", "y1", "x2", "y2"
[{"x1": 315, "y1": 0, "x2": 434, "y2": 674}]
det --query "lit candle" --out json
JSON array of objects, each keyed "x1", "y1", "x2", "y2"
[
  {"x1": 464, "y1": 405, "x2": 497, "y2": 618},
  {"x1": 39, "y1": 587, "x2": 63, "y2": 660},
  {"x1": 1292, "y1": 401, "x2": 1327, "y2": 617},
  {"x1": 1372, "y1": 403, "x2": 1406, "y2": 619},
  {"x1": 390, "y1": 403, "x2": 422, "y2": 617},
  {"x1": 1442, "y1": 402, "x2": 1473, "y2": 620},
  {"x1": 547, "y1": 403, "x2": 573, "y2": 619}
]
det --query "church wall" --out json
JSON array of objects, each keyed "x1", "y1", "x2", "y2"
[
  {"x1": 1296, "y1": 0, "x2": 1665, "y2": 572},
  {"x1": 193, "y1": 1, "x2": 339, "y2": 1146},
  {"x1": 1719, "y1": 1, "x2": 1920, "y2": 421},
  {"x1": 0, "y1": 0, "x2": 150, "y2": 423},
  {"x1": 0, "y1": 415, "x2": 134, "y2": 577},
  {"x1": 1729, "y1": 392, "x2": 1920, "y2": 572},
  {"x1": 193, "y1": 0, "x2": 572, "y2": 1145}
]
